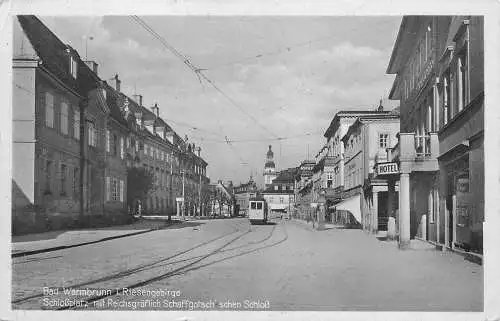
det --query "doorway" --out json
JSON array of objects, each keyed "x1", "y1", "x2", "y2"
[{"x1": 378, "y1": 192, "x2": 389, "y2": 231}]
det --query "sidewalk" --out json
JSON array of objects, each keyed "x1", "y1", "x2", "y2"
[
  {"x1": 291, "y1": 217, "x2": 482, "y2": 265},
  {"x1": 290, "y1": 218, "x2": 340, "y2": 230},
  {"x1": 11, "y1": 218, "x2": 174, "y2": 257}
]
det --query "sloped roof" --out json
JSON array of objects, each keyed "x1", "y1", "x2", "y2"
[
  {"x1": 17, "y1": 15, "x2": 99, "y2": 97},
  {"x1": 271, "y1": 167, "x2": 298, "y2": 183},
  {"x1": 104, "y1": 83, "x2": 129, "y2": 127}
]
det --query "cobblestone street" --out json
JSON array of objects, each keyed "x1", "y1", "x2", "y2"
[{"x1": 12, "y1": 218, "x2": 482, "y2": 311}]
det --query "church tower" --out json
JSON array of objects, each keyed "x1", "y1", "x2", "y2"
[{"x1": 263, "y1": 145, "x2": 277, "y2": 189}]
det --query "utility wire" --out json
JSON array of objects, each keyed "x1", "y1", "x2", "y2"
[
  {"x1": 190, "y1": 131, "x2": 324, "y2": 143},
  {"x1": 130, "y1": 15, "x2": 278, "y2": 140},
  {"x1": 204, "y1": 19, "x2": 399, "y2": 71},
  {"x1": 205, "y1": 34, "x2": 340, "y2": 71}
]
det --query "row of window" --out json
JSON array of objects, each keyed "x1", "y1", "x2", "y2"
[
  {"x1": 43, "y1": 159, "x2": 79, "y2": 198},
  {"x1": 406, "y1": 21, "x2": 472, "y2": 135},
  {"x1": 143, "y1": 196, "x2": 172, "y2": 212},
  {"x1": 403, "y1": 23, "x2": 433, "y2": 100},
  {"x1": 43, "y1": 90, "x2": 206, "y2": 176},
  {"x1": 143, "y1": 143, "x2": 206, "y2": 176},
  {"x1": 272, "y1": 184, "x2": 292, "y2": 191},
  {"x1": 409, "y1": 47, "x2": 469, "y2": 136},
  {"x1": 268, "y1": 196, "x2": 287, "y2": 204},
  {"x1": 345, "y1": 167, "x2": 363, "y2": 189},
  {"x1": 105, "y1": 176, "x2": 124, "y2": 202},
  {"x1": 44, "y1": 92, "x2": 80, "y2": 140}
]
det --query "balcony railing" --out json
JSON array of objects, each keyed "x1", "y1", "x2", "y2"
[
  {"x1": 414, "y1": 134, "x2": 432, "y2": 158},
  {"x1": 399, "y1": 132, "x2": 439, "y2": 172}
]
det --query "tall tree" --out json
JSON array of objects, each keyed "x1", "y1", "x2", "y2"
[{"x1": 126, "y1": 167, "x2": 155, "y2": 216}]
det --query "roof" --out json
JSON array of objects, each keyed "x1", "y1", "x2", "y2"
[
  {"x1": 266, "y1": 145, "x2": 274, "y2": 157},
  {"x1": 272, "y1": 167, "x2": 298, "y2": 183},
  {"x1": 17, "y1": 15, "x2": 100, "y2": 97},
  {"x1": 265, "y1": 161, "x2": 275, "y2": 168},
  {"x1": 261, "y1": 189, "x2": 294, "y2": 195},
  {"x1": 249, "y1": 196, "x2": 266, "y2": 202},
  {"x1": 104, "y1": 83, "x2": 130, "y2": 128},
  {"x1": 342, "y1": 113, "x2": 400, "y2": 143},
  {"x1": 342, "y1": 118, "x2": 363, "y2": 143},
  {"x1": 324, "y1": 110, "x2": 396, "y2": 138},
  {"x1": 386, "y1": 16, "x2": 433, "y2": 74}
]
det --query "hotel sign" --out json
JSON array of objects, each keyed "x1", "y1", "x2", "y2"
[{"x1": 377, "y1": 162, "x2": 399, "y2": 175}]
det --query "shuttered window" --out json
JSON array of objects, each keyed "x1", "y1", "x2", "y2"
[
  {"x1": 106, "y1": 130, "x2": 110, "y2": 153},
  {"x1": 73, "y1": 109, "x2": 80, "y2": 140},
  {"x1": 120, "y1": 137, "x2": 125, "y2": 159},
  {"x1": 45, "y1": 92, "x2": 54, "y2": 128},
  {"x1": 60, "y1": 102, "x2": 68, "y2": 135},
  {"x1": 120, "y1": 180, "x2": 124, "y2": 202},
  {"x1": 106, "y1": 176, "x2": 110, "y2": 201}
]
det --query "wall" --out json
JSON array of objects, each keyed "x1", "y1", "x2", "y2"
[
  {"x1": 35, "y1": 73, "x2": 83, "y2": 230},
  {"x1": 264, "y1": 193, "x2": 293, "y2": 211},
  {"x1": 468, "y1": 134, "x2": 484, "y2": 251},
  {"x1": 105, "y1": 120, "x2": 127, "y2": 215},
  {"x1": 12, "y1": 66, "x2": 37, "y2": 206}
]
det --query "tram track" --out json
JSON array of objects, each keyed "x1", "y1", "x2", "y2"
[
  {"x1": 12, "y1": 220, "x2": 247, "y2": 306},
  {"x1": 58, "y1": 225, "x2": 254, "y2": 310},
  {"x1": 64, "y1": 222, "x2": 289, "y2": 311},
  {"x1": 13, "y1": 220, "x2": 288, "y2": 311}
]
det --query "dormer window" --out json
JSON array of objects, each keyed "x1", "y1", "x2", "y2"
[{"x1": 70, "y1": 56, "x2": 78, "y2": 79}]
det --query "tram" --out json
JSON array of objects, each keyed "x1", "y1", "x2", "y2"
[{"x1": 248, "y1": 196, "x2": 268, "y2": 225}]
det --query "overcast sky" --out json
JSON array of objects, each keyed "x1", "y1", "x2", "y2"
[{"x1": 39, "y1": 15, "x2": 401, "y2": 187}]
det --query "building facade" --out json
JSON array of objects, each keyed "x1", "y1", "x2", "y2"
[
  {"x1": 293, "y1": 160, "x2": 315, "y2": 220},
  {"x1": 341, "y1": 111, "x2": 400, "y2": 232},
  {"x1": 12, "y1": 16, "x2": 211, "y2": 234},
  {"x1": 12, "y1": 16, "x2": 103, "y2": 233},
  {"x1": 319, "y1": 110, "x2": 399, "y2": 226},
  {"x1": 262, "y1": 168, "x2": 297, "y2": 214},
  {"x1": 234, "y1": 176, "x2": 258, "y2": 216},
  {"x1": 208, "y1": 180, "x2": 235, "y2": 217},
  {"x1": 382, "y1": 16, "x2": 484, "y2": 252}
]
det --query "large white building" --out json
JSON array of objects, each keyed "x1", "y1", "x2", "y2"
[
  {"x1": 262, "y1": 168, "x2": 296, "y2": 214},
  {"x1": 340, "y1": 110, "x2": 400, "y2": 232}
]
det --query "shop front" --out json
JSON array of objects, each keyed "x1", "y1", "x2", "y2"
[
  {"x1": 439, "y1": 145, "x2": 483, "y2": 254},
  {"x1": 374, "y1": 161, "x2": 400, "y2": 239}
]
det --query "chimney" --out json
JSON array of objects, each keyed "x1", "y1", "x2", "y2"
[
  {"x1": 112, "y1": 74, "x2": 121, "y2": 92},
  {"x1": 84, "y1": 61, "x2": 98, "y2": 75},
  {"x1": 151, "y1": 103, "x2": 159, "y2": 117},
  {"x1": 197, "y1": 147, "x2": 201, "y2": 157},
  {"x1": 133, "y1": 94, "x2": 143, "y2": 106}
]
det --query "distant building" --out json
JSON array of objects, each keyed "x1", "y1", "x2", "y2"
[
  {"x1": 294, "y1": 160, "x2": 315, "y2": 220},
  {"x1": 263, "y1": 145, "x2": 277, "y2": 189},
  {"x1": 233, "y1": 176, "x2": 258, "y2": 216},
  {"x1": 262, "y1": 168, "x2": 297, "y2": 214},
  {"x1": 340, "y1": 108, "x2": 400, "y2": 232},
  {"x1": 208, "y1": 180, "x2": 235, "y2": 217}
]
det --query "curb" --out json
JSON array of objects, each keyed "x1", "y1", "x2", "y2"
[
  {"x1": 12, "y1": 222, "x2": 173, "y2": 258},
  {"x1": 414, "y1": 237, "x2": 483, "y2": 265}
]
